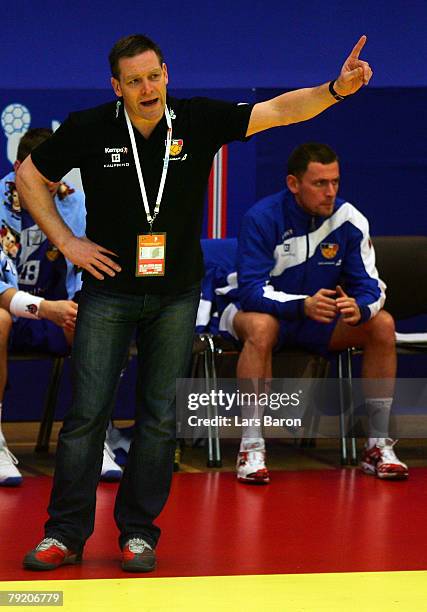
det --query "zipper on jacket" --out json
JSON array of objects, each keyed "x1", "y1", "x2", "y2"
[{"x1": 298, "y1": 216, "x2": 316, "y2": 316}]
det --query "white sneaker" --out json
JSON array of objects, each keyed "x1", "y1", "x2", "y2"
[
  {"x1": 101, "y1": 442, "x2": 122, "y2": 481},
  {"x1": 360, "y1": 438, "x2": 408, "y2": 480},
  {"x1": 236, "y1": 439, "x2": 270, "y2": 484},
  {"x1": 0, "y1": 445, "x2": 23, "y2": 486}
]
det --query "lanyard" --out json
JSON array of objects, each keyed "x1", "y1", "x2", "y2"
[{"x1": 124, "y1": 104, "x2": 172, "y2": 232}]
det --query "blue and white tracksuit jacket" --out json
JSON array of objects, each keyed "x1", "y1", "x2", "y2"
[
  {"x1": 202, "y1": 189, "x2": 385, "y2": 344},
  {"x1": 0, "y1": 171, "x2": 86, "y2": 300},
  {"x1": 0, "y1": 249, "x2": 18, "y2": 296}
]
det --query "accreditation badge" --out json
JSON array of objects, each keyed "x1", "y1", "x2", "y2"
[{"x1": 136, "y1": 233, "x2": 166, "y2": 277}]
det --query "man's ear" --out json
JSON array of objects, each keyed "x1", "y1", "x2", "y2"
[
  {"x1": 13, "y1": 160, "x2": 21, "y2": 173},
  {"x1": 163, "y1": 63, "x2": 169, "y2": 86},
  {"x1": 286, "y1": 174, "x2": 298, "y2": 194},
  {"x1": 111, "y1": 77, "x2": 122, "y2": 98}
]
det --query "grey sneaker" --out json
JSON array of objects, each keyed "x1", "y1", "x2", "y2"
[
  {"x1": 121, "y1": 538, "x2": 156, "y2": 572},
  {"x1": 23, "y1": 537, "x2": 82, "y2": 570}
]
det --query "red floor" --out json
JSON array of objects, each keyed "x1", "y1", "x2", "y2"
[{"x1": 2, "y1": 468, "x2": 427, "y2": 581}]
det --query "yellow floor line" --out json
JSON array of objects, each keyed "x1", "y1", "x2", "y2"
[
  {"x1": 2, "y1": 570, "x2": 426, "y2": 612},
  {"x1": 178, "y1": 463, "x2": 203, "y2": 473}
]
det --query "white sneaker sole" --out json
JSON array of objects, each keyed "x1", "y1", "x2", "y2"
[
  {"x1": 361, "y1": 462, "x2": 408, "y2": 480},
  {"x1": 237, "y1": 471, "x2": 270, "y2": 485}
]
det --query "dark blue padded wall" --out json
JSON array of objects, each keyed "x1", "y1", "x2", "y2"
[
  {"x1": 254, "y1": 87, "x2": 427, "y2": 237},
  {"x1": 3, "y1": 1, "x2": 427, "y2": 89}
]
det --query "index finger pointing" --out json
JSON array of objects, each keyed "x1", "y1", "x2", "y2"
[{"x1": 349, "y1": 35, "x2": 367, "y2": 59}]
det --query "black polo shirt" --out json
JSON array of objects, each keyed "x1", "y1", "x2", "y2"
[{"x1": 31, "y1": 96, "x2": 253, "y2": 295}]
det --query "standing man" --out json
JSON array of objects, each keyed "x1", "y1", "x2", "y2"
[
  {"x1": 216, "y1": 143, "x2": 407, "y2": 484},
  {"x1": 17, "y1": 34, "x2": 372, "y2": 572}
]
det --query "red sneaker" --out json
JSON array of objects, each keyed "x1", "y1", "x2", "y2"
[
  {"x1": 23, "y1": 538, "x2": 82, "y2": 570},
  {"x1": 360, "y1": 439, "x2": 408, "y2": 480}
]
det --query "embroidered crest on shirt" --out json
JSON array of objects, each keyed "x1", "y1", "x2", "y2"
[
  {"x1": 46, "y1": 244, "x2": 60, "y2": 262},
  {"x1": 166, "y1": 138, "x2": 187, "y2": 162},
  {"x1": 169, "y1": 139, "x2": 183, "y2": 156}
]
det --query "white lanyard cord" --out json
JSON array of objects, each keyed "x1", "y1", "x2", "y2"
[{"x1": 124, "y1": 104, "x2": 172, "y2": 232}]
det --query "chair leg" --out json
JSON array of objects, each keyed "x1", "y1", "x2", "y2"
[
  {"x1": 345, "y1": 349, "x2": 358, "y2": 465},
  {"x1": 203, "y1": 347, "x2": 215, "y2": 467},
  {"x1": 203, "y1": 335, "x2": 222, "y2": 467},
  {"x1": 207, "y1": 335, "x2": 222, "y2": 467},
  {"x1": 337, "y1": 352, "x2": 349, "y2": 465},
  {"x1": 35, "y1": 357, "x2": 65, "y2": 453}
]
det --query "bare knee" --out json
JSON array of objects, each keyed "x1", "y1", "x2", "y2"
[
  {"x1": 364, "y1": 310, "x2": 395, "y2": 346},
  {"x1": 0, "y1": 309, "x2": 12, "y2": 347},
  {"x1": 235, "y1": 311, "x2": 279, "y2": 353}
]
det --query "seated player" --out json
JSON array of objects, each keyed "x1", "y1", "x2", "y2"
[
  {"x1": 218, "y1": 143, "x2": 407, "y2": 484},
  {"x1": 1, "y1": 128, "x2": 85, "y2": 301},
  {"x1": 0, "y1": 248, "x2": 77, "y2": 484},
  {"x1": 0, "y1": 129, "x2": 122, "y2": 483}
]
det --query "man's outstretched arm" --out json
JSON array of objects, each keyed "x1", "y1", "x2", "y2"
[
  {"x1": 247, "y1": 35, "x2": 372, "y2": 136},
  {"x1": 16, "y1": 159, "x2": 121, "y2": 280}
]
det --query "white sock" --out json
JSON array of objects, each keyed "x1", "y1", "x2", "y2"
[
  {"x1": 239, "y1": 403, "x2": 264, "y2": 450},
  {"x1": 240, "y1": 403, "x2": 263, "y2": 437},
  {"x1": 365, "y1": 397, "x2": 393, "y2": 441},
  {"x1": 368, "y1": 437, "x2": 389, "y2": 448},
  {"x1": 240, "y1": 437, "x2": 265, "y2": 452}
]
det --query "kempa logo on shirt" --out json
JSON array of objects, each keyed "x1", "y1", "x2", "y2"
[{"x1": 104, "y1": 146, "x2": 130, "y2": 168}]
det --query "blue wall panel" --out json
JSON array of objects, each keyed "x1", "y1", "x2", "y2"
[
  {"x1": 254, "y1": 87, "x2": 427, "y2": 236},
  {"x1": 2, "y1": 1, "x2": 427, "y2": 88}
]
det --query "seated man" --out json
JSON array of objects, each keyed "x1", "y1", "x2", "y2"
[
  {"x1": 0, "y1": 129, "x2": 121, "y2": 484},
  {"x1": 0, "y1": 248, "x2": 77, "y2": 484},
  {"x1": 219, "y1": 142, "x2": 407, "y2": 484},
  {"x1": 1, "y1": 128, "x2": 85, "y2": 301}
]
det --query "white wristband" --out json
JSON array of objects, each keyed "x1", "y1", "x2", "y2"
[{"x1": 9, "y1": 291, "x2": 44, "y2": 320}]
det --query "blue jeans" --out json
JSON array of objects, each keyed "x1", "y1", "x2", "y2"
[{"x1": 45, "y1": 283, "x2": 200, "y2": 551}]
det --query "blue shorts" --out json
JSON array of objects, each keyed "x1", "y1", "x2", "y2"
[
  {"x1": 9, "y1": 318, "x2": 69, "y2": 355},
  {"x1": 219, "y1": 301, "x2": 339, "y2": 357},
  {"x1": 276, "y1": 316, "x2": 338, "y2": 356}
]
